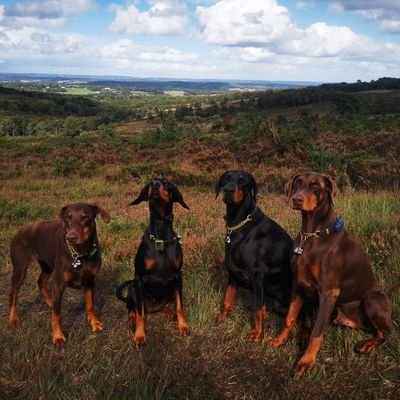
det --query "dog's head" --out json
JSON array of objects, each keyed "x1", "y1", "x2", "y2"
[
  {"x1": 130, "y1": 178, "x2": 189, "y2": 210},
  {"x1": 286, "y1": 172, "x2": 337, "y2": 212},
  {"x1": 60, "y1": 203, "x2": 110, "y2": 245},
  {"x1": 215, "y1": 170, "x2": 258, "y2": 205}
]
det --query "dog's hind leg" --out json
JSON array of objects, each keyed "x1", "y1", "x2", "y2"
[
  {"x1": 9, "y1": 242, "x2": 34, "y2": 326},
  {"x1": 356, "y1": 289, "x2": 392, "y2": 353},
  {"x1": 38, "y1": 261, "x2": 53, "y2": 307}
]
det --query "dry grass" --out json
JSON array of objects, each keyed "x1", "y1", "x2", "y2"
[{"x1": 0, "y1": 160, "x2": 399, "y2": 399}]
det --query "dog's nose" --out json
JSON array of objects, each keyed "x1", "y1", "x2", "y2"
[
  {"x1": 292, "y1": 193, "x2": 304, "y2": 205},
  {"x1": 66, "y1": 232, "x2": 78, "y2": 243},
  {"x1": 223, "y1": 183, "x2": 236, "y2": 193},
  {"x1": 151, "y1": 180, "x2": 161, "y2": 188}
]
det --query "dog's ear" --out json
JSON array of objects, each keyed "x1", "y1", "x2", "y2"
[
  {"x1": 92, "y1": 204, "x2": 111, "y2": 224},
  {"x1": 130, "y1": 183, "x2": 150, "y2": 205},
  {"x1": 59, "y1": 204, "x2": 70, "y2": 222},
  {"x1": 323, "y1": 175, "x2": 337, "y2": 205},
  {"x1": 249, "y1": 174, "x2": 258, "y2": 202},
  {"x1": 171, "y1": 184, "x2": 189, "y2": 210},
  {"x1": 215, "y1": 172, "x2": 228, "y2": 199},
  {"x1": 285, "y1": 173, "x2": 300, "y2": 200}
]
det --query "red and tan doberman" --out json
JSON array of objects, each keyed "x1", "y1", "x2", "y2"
[
  {"x1": 9, "y1": 202, "x2": 110, "y2": 347},
  {"x1": 270, "y1": 172, "x2": 392, "y2": 375}
]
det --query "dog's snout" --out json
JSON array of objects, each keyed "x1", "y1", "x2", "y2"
[
  {"x1": 65, "y1": 231, "x2": 78, "y2": 243},
  {"x1": 151, "y1": 180, "x2": 161, "y2": 188},
  {"x1": 291, "y1": 192, "x2": 304, "y2": 207},
  {"x1": 223, "y1": 183, "x2": 236, "y2": 193}
]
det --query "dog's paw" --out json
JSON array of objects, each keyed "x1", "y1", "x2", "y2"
[
  {"x1": 134, "y1": 333, "x2": 147, "y2": 346},
  {"x1": 90, "y1": 319, "x2": 104, "y2": 332},
  {"x1": 246, "y1": 329, "x2": 262, "y2": 342},
  {"x1": 268, "y1": 336, "x2": 286, "y2": 348},
  {"x1": 52, "y1": 334, "x2": 67, "y2": 348},
  {"x1": 178, "y1": 323, "x2": 190, "y2": 336},
  {"x1": 294, "y1": 357, "x2": 316, "y2": 377},
  {"x1": 8, "y1": 316, "x2": 21, "y2": 328}
]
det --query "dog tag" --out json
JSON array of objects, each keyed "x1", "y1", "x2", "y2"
[
  {"x1": 293, "y1": 246, "x2": 303, "y2": 255},
  {"x1": 72, "y1": 258, "x2": 82, "y2": 268},
  {"x1": 225, "y1": 235, "x2": 231, "y2": 244},
  {"x1": 155, "y1": 240, "x2": 164, "y2": 252}
]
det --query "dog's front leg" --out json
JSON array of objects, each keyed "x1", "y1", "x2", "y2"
[
  {"x1": 295, "y1": 288, "x2": 340, "y2": 375},
  {"x1": 247, "y1": 271, "x2": 265, "y2": 342},
  {"x1": 51, "y1": 277, "x2": 67, "y2": 347},
  {"x1": 217, "y1": 276, "x2": 238, "y2": 322},
  {"x1": 175, "y1": 276, "x2": 189, "y2": 336},
  {"x1": 85, "y1": 281, "x2": 104, "y2": 332},
  {"x1": 133, "y1": 279, "x2": 147, "y2": 345}
]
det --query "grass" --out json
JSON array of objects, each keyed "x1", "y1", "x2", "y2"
[{"x1": 0, "y1": 165, "x2": 399, "y2": 399}]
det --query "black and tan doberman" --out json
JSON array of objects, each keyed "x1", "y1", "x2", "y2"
[
  {"x1": 116, "y1": 178, "x2": 190, "y2": 345},
  {"x1": 9, "y1": 202, "x2": 110, "y2": 347},
  {"x1": 270, "y1": 172, "x2": 392, "y2": 375},
  {"x1": 216, "y1": 170, "x2": 293, "y2": 341}
]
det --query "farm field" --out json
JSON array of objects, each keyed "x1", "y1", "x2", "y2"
[{"x1": 0, "y1": 148, "x2": 399, "y2": 399}]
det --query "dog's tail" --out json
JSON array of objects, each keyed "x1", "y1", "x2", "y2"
[{"x1": 116, "y1": 280, "x2": 133, "y2": 303}]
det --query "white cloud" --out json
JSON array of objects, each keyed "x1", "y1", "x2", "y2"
[
  {"x1": 101, "y1": 39, "x2": 198, "y2": 64},
  {"x1": 196, "y1": 0, "x2": 297, "y2": 46},
  {"x1": 0, "y1": 26, "x2": 93, "y2": 60},
  {"x1": 1, "y1": 0, "x2": 96, "y2": 28},
  {"x1": 109, "y1": 1, "x2": 189, "y2": 35}
]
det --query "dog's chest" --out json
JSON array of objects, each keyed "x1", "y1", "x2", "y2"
[
  {"x1": 294, "y1": 254, "x2": 321, "y2": 296},
  {"x1": 225, "y1": 242, "x2": 253, "y2": 288},
  {"x1": 64, "y1": 261, "x2": 100, "y2": 288}
]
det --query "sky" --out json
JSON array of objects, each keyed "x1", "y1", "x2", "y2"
[{"x1": 0, "y1": 0, "x2": 399, "y2": 82}]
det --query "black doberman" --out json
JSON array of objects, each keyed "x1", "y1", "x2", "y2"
[
  {"x1": 270, "y1": 172, "x2": 392, "y2": 375},
  {"x1": 216, "y1": 170, "x2": 293, "y2": 341},
  {"x1": 9, "y1": 202, "x2": 110, "y2": 347},
  {"x1": 116, "y1": 178, "x2": 190, "y2": 345}
]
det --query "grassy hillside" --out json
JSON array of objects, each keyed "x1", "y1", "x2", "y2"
[
  {"x1": 0, "y1": 79, "x2": 399, "y2": 398},
  {"x1": 0, "y1": 170, "x2": 399, "y2": 399}
]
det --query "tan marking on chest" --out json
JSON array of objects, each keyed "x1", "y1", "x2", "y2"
[{"x1": 145, "y1": 258, "x2": 157, "y2": 271}]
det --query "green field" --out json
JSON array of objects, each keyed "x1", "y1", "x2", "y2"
[{"x1": 0, "y1": 135, "x2": 399, "y2": 399}]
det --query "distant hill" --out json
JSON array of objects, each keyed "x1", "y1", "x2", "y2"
[{"x1": 0, "y1": 72, "x2": 319, "y2": 92}]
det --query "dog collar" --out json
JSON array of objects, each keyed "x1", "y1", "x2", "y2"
[
  {"x1": 225, "y1": 211, "x2": 256, "y2": 244},
  {"x1": 65, "y1": 240, "x2": 98, "y2": 268},
  {"x1": 149, "y1": 234, "x2": 182, "y2": 252},
  {"x1": 294, "y1": 218, "x2": 344, "y2": 255}
]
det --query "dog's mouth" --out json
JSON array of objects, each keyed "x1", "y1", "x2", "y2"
[
  {"x1": 291, "y1": 198, "x2": 303, "y2": 210},
  {"x1": 222, "y1": 191, "x2": 234, "y2": 204}
]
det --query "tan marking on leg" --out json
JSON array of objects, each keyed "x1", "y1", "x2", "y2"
[
  {"x1": 51, "y1": 312, "x2": 66, "y2": 347},
  {"x1": 247, "y1": 307, "x2": 265, "y2": 342},
  {"x1": 9, "y1": 301, "x2": 21, "y2": 327},
  {"x1": 85, "y1": 287, "x2": 103, "y2": 332},
  {"x1": 217, "y1": 284, "x2": 238, "y2": 322},
  {"x1": 175, "y1": 289, "x2": 189, "y2": 336},
  {"x1": 296, "y1": 336, "x2": 323, "y2": 375},
  {"x1": 269, "y1": 296, "x2": 304, "y2": 347},
  {"x1": 134, "y1": 305, "x2": 147, "y2": 345},
  {"x1": 357, "y1": 330, "x2": 385, "y2": 353}
]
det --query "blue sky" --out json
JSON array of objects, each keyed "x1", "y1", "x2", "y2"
[{"x1": 0, "y1": 0, "x2": 399, "y2": 82}]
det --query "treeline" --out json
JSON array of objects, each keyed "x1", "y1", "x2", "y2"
[{"x1": 257, "y1": 77, "x2": 400, "y2": 113}]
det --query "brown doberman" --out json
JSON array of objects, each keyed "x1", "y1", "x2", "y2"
[
  {"x1": 116, "y1": 178, "x2": 190, "y2": 345},
  {"x1": 269, "y1": 172, "x2": 392, "y2": 375},
  {"x1": 9, "y1": 202, "x2": 110, "y2": 347}
]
